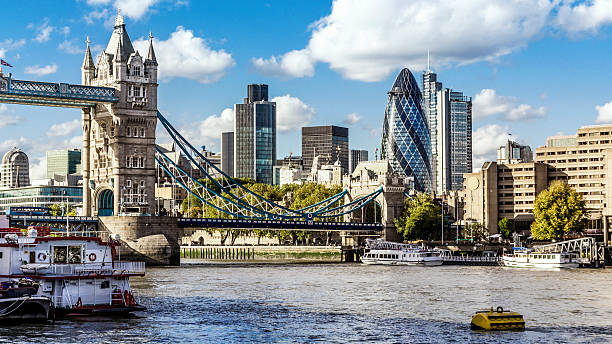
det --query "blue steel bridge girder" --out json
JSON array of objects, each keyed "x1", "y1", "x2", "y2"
[{"x1": 0, "y1": 74, "x2": 118, "y2": 108}]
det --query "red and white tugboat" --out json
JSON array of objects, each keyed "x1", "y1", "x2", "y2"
[{"x1": 0, "y1": 227, "x2": 146, "y2": 318}]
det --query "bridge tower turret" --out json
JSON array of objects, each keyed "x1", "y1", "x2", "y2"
[{"x1": 81, "y1": 10, "x2": 158, "y2": 216}]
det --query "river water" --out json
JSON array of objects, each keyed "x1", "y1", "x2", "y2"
[{"x1": 2, "y1": 263, "x2": 612, "y2": 343}]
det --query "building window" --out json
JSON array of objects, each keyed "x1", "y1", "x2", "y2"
[
  {"x1": 140, "y1": 128, "x2": 145, "y2": 137},
  {"x1": 126, "y1": 127, "x2": 132, "y2": 137},
  {"x1": 140, "y1": 180, "x2": 145, "y2": 188},
  {"x1": 126, "y1": 156, "x2": 131, "y2": 168},
  {"x1": 127, "y1": 179, "x2": 131, "y2": 187},
  {"x1": 132, "y1": 66, "x2": 140, "y2": 76},
  {"x1": 110, "y1": 127, "x2": 115, "y2": 137}
]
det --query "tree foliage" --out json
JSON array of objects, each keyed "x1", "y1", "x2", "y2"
[
  {"x1": 394, "y1": 194, "x2": 442, "y2": 241},
  {"x1": 498, "y1": 217, "x2": 514, "y2": 240},
  {"x1": 50, "y1": 203, "x2": 76, "y2": 216},
  {"x1": 531, "y1": 181, "x2": 587, "y2": 240},
  {"x1": 180, "y1": 181, "x2": 342, "y2": 245},
  {"x1": 463, "y1": 222, "x2": 487, "y2": 241}
]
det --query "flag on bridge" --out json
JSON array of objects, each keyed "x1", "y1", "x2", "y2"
[{"x1": 0, "y1": 59, "x2": 12, "y2": 67}]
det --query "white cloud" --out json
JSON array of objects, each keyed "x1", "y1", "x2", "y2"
[
  {"x1": 343, "y1": 112, "x2": 361, "y2": 125},
  {"x1": 253, "y1": 0, "x2": 554, "y2": 81},
  {"x1": 271, "y1": 94, "x2": 316, "y2": 133},
  {"x1": 58, "y1": 40, "x2": 82, "y2": 54},
  {"x1": 556, "y1": 0, "x2": 612, "y2": 34},
  {"x1": 472, "y1": 124, "x2": 516, "y2": 170},
  {"x1": 86, "y1": 0, "x2": 111, "y2": 4},
  {"x1": 0, "y1": 39, "x2": 26, "y2": 51},
  {"x1": 133, "y1": 26, "x2": 235, "y2": 84},
  {"x1": 115, "y1": 0, "x2": 159, "y2": 20},
  {"x1": 33, "y1": 20, "x2": 55, "y2": 43},
  {"x1": 197, "y1": 108, "x2": 234, "y2": 145},
  {"x1": 473, "y1": 89, "x2": 545, "y2": 121},
  {"x1": 48, "y1": 120, "x2": 81, "y2": 137},
  {"x1": 29, "y1": 156, "x2": 47, "y2": 181},
  {"x1": 252, "y1": 49, "x2": 315, "y2": 78},
  {"x1": 0, "y1": 104, "x2": 20, "y2": 128},
  {"x1": 62, "y1": 26, "x2": 70, "y2": 36},
  {"x1": 595, "y1": 101, "x2": 612, "y2": 124},
  {"x1": 24, "y1": 64, "x2": 58, "y2": 76}
]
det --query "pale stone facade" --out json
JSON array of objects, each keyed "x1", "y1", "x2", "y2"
[{"x1": 81, "y1": 13, "x2": 158, "y2": 215}]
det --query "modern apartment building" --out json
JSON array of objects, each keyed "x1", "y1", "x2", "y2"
[
  {"x1": 234, "y1": 84, "x2": 276, "y2": 184},
  {"x1": 46, "y1": 149, "x2": 82, "y2": 179},
  {"x1": 349, "y1": 149, "x2": 368, "y2": 173},
  {"x1": 302, "y1": 126, "x2": 348, "y2": 172}
]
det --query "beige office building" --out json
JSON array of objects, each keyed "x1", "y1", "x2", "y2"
[{"x1": 463, "y1": 124, "x2": 612, "y2": 241}]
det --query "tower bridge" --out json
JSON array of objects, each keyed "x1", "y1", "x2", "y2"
[{"x1": 0, "y1": 12, "x2": 399, "y2": 264}]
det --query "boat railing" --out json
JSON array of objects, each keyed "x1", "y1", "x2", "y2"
[
  {"x1": 442, "y1": 256, "x2": 501, "y2": 262},
  {"x1": 44, "y1": 261, "x2": 145, "y2": 275}
]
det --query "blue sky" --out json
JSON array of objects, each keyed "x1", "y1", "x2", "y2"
[{"x1": 1, "y1": 0, "x2": 612, "y2": 180}]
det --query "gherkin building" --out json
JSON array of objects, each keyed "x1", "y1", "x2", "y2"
[{"x1": 381, "y1": 68, "x2": 432, "y2": 192}]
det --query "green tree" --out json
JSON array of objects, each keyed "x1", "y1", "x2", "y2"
[
  {"x1": 394, "y1": 194, "x2": 443, "y2": 241},
  {"x1": 531, "y1": 181, "x2": 587, "y2": 240},
  {"x1": 50, "y1": 203, "x2": 76, "y2": 216},
  {"x1": 498, "y1": 217, "x2": 514, "y2": 240},
  {"x1": 463, "y1": 222, "x2": 487, "y2": 241}
]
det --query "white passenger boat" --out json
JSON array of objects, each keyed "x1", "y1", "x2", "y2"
[
  {"x1": 0, "y1": 227, "x2": 146, "y2": 318},
  {"x1": 361, "y1": 239, "x2": 442, "y2": 266},
  {"x1": 502, "y1": 248, "x2": 579, "y2": 269}
]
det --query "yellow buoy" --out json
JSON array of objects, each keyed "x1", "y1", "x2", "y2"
[{"x1": 471, "y1": 307, "x2": 525, "y2": 331}]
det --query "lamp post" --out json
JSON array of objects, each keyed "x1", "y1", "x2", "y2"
[{"x1": 63, "y1": 190, "x2": 69, "y2": 235}]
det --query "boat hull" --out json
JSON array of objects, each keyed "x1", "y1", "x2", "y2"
[
  {"x1": 502, "y1": 258, "x2": 579, "y2": 269},
  {"x1": 361, "y1": 258, "x2": 443, "y2": 266},
  {"x1": 0, "y1": 296, "x2": 53, "y2": 323},
  {"x1": 55, "y1": 304, "x2": 146, "y2": 318}
]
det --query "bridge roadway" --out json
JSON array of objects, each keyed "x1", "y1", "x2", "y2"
[{"x1": 9, "y1": 215, "x2": 382, "y2": 232}]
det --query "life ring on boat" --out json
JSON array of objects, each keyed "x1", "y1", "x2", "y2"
[
  {"x1": 37, "y1": 252, "x2": 47, "y2": 261},
  {"x1": 496, "y1": 306, "x2": 504, "y2": 313},
  {"x1": 88, "y1": 253, "x2": 97, "y2": 262}
]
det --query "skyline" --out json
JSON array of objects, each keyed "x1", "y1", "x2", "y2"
[{"x1": 1, "y1": 0, "x2": 612, "y2": 180}]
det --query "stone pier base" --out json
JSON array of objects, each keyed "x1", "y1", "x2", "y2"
[{"x1": 98, "y1": 216, "x2": 183, "y2": 266}]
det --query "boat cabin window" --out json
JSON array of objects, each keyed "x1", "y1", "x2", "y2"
[
  {"x1": 29, "y1": 251, "x2": 35, "y2": 263},
  {"x1": 100, "y1": 280, "x2": 110, "y2": 289},
  {"x1": 53, "y1": 245, "x2": 84, "y2": 264}
]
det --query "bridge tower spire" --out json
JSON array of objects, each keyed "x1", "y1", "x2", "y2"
[{"x1": 81, "y1": 13, "x2": 158, "y2": 216}]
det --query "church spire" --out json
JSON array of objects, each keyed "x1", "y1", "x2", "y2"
[
  {"x1": 146, "y1": 32, "x2": 158, "y2": 66},
  {"x1": 82, "y1": 36, "x2": 95, "y2": 69},
  {"x1": 115, "y1": 8, "x2": 124, "y2": 27}
]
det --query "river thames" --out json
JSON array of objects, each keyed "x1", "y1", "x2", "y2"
[{"x1": 2, "y1": 263, "x2": 612, "y2": 343}]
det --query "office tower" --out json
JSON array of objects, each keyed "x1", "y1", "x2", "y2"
[
  {"x1": 422, "y1": 70, "x2": 443, "y2": 191},
  {"x1": 436, "y1": 89, "x2": 472, "y2": 192},
  {"x1": 221, "y1": 132, "x2": 234, "y2": 176},
  {"x1": 349, "y1": 149, "x2": 369, "y2": 173},
  {"x1": 46, "y1": 149, "x2": 82, "y2": 179},
  {"x1": 0, "y1": 147, "x2": 30, "y2": 188},
  {"x1": 497, "y1": 140, "x2": 533, "y2": 164},
  {"x1": 234, "y1": 84, "x2": 276, "y2": 184},
  {"x1": 302, "y1": 126, "x2": 349, "y2": 173},
  {"x1": 381, "y1": 68, "x2": 432, "y2": 192},
  {"x1": 423, "y1": 68, "x2": 473, "y2": 194}
]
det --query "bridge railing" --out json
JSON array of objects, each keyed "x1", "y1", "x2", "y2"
[{"x1": 0, "y1": 77, "x2": 118, "y2": 103}]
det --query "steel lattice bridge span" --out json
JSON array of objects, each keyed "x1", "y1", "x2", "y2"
[{"x1": 0, "y1": 75, "x2": 384, "y2": 229}]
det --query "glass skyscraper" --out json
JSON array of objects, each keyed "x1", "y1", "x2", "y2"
[
  {"x1": 422, "y1": 70, "x2": 473, "y2": 194},
  {"x1": 46, "y1": 149, "x2": 82, "y2": 179},
  {"x1": 234, "y1": 84, "x2": 276, "y2": 184},
  {"x1": 381, "y1": 68, "x2": 432, "y2": 192}
]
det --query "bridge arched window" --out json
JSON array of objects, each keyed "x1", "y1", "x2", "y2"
[
  {"x1": 132, "y1": 66, "x2": 141, "y2": 77},
  {"x1": 126, "y1": 127, "x2": 132, "y2": 137},
  {"x1": 126, "y1": 156, "x2": 131, "y2": 168},
  {"x1": 140, "y1": 127, "x2": 145, "y2": 137},
  {"x1": 139, "y1": 157, "x2": 144, "y2": 168}
]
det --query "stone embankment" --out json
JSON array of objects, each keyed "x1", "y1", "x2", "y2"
[{"x1": 181, "y1": 245, "x2": 341, "y2": 263}]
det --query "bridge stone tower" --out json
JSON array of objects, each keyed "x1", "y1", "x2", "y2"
[
  {"x1": 343, "y1": 160, "x2": 407, "y2": 242},
  {"x1": 81, "y1": 12, "x2": 158, "y2": 216}
]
